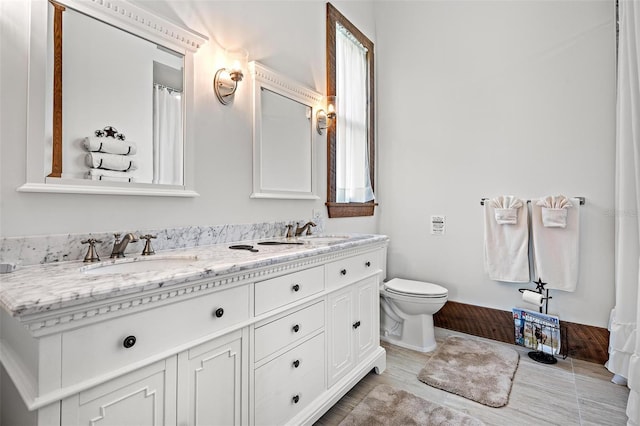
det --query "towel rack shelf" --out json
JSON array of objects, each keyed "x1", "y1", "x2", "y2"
[{"x1": 480, "y1": 196, "x2": 585, "y2": 206}]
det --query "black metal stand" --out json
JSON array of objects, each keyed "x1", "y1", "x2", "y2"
[{"x1": 520, "y1": 278, "x2": 560, "y2": 364}]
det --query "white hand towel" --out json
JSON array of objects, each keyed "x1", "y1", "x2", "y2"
[
  {"x1": 536, "y1": 195, "x2": 573, "y2": 228},
  {"x1": 83, "y1": 137, "x2": 137, "y2": 155},
  {"x1": 85, "y1": 153, "x2": 137, "y2": 172},
  {"x1": 490, "y1": 196, "x2": 524, "y2": 224},
  {"x1": 531, "y1": 196, "x2": 580, "y2": 292},
  {"x1": 483, "y1": 196, "x2": 530, "y2": 282},
  {"x1": 87, "y1": 168, "x2": 134, "y2": 183}
]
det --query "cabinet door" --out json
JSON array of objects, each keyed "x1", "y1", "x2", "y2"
[
  {"x1": 177, "y1": 329, "x2": 246, "y2": 426},
  {"x1": 354, "y1": 277, "x2": 378, "y2": 363},
  {"x1": 61, "y1": 358, "x2": 177, "y2": 426},
  {"x1": 327, "y1": 286, "x2": 354, "y2": 388}
]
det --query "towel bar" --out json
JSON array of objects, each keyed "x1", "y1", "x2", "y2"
[{"x1": 480, "y1": 196, "x2": 585, "y2": 206}]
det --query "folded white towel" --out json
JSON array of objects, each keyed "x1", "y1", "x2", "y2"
[
  {"x1": 83, "y1": 137, "x2": 137, "y2": 155},
  {"x1": 489, "y1": 196, "x2": 524, "y2": 224},
  {"x1": 536, "y1": 195, "x2": 573, "y2": 228},
  {"x1": 483, "y1": 196, "x2": 530, "y2": 282},
  {"x1": 531, "y1": 197, "x2": 580, "y2": 292},
  {"x1": 87, "y1": 168, "x2": 134, "y2": 182},
  {"x1": 85, "y1": 153, "x2": 137, "y2": 172}
]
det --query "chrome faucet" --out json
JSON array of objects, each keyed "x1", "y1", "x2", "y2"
[
  {"x1": 110, "y1": 233, "x2": 138, "y2": 258},
  {"x1": 295, "y1": 221, "x2": 316, "y2": 236}
]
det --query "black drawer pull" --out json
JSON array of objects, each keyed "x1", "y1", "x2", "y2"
[
  {"x1": 293, "y1": 359, "x2": 300, "y2": 368},
  {"x1": 123, "y1": 335, "x2": 136, "y2": 349},
  {"x1": 292, "y1": 394, "x2": 300, "y2": 404},
  {"x1": 352, "y1": 321, "x2": 361, "y2": 329},
  {"x1": 292, "y1": 324, "x2": 300, "y2": 333},
  {"x1": 365, "y1": 261, "x2": 371, "y2": 267},
  {"x1": 340, "y1": 269, "x2": 347, "y2": 276},
  {"x1": 214, "y1": 308, "x2": 224, "y2": 318},
  {"x1": 292, "y1": 284, "x2": 300, "y2": 292}
]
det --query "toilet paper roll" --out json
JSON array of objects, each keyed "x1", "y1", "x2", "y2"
[{"x1": 522, "y1": 290, "x2": 544, "y2": 306}]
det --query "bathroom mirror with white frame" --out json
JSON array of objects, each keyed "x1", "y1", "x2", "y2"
[
  {"x1": 19, "y1": 0, "x2": 207, "y2": 197},
  {"x1": 249, "y1": 61, "x2": 323, "y2": 200}
]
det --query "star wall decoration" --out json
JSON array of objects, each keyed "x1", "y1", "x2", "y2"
[
  {"x1": 103, "y1": 126, "x2": 118, "y2": 138},
  {"x1": 93, "y1": 126, "x2": 126, "y2": 141}
]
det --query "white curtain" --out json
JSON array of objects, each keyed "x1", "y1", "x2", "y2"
[
  {"x1": 335, "y1": 25, "x2": 375, "y2": 203},
  {"x1": 608, "y1": 1, "x2": 640, "y2": 424},
  {"x1": 153, "y1": 85, "x2": 183, "y2": 185}
]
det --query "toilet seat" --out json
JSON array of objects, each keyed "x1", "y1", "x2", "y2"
[{"x1": 384, "y1": 278, "x2": 448, "y2": 298}]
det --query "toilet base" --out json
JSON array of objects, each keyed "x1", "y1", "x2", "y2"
[{"x1": 380, "y1": 314, "x2": 437, "y2": 353}]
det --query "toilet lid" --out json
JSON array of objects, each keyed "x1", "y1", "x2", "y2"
[{"x1": 384, "y1": 278, "x2": 448, "y2": 297}]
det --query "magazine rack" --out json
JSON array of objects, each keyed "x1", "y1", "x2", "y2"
[{"x1": 517, "y1": 279, "x2": 568, "y2": 364}]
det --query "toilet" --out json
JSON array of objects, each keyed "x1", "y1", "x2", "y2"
[{"x1": 379, "y1": 278, "x2": 448, "y2": 352}]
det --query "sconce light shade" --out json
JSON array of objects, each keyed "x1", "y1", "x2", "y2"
[
  {"x1": 214, "y1": 48, "x2": 248, "y2": 105},
  {"x1": 316, "y1": 95, "x2": 337, "y2": 135}
]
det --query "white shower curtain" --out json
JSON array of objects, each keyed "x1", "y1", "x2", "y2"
[
  {"x1": 153, "y1": 85, "x2": 183, "y2": 185},
  {"x1": 608, "y1": 1, "x2": 640, "y2": 424},
  {"x1": 335, "y1": 24, "x2": 374, "y2": 203}
]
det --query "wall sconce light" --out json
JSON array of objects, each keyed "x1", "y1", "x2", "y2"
[
  {"x1": 213, "y1": 48, "x2": 248, "y2": 105},
  {"x1": 316, "y1": 96, "x2": 337, "y2": 135}
]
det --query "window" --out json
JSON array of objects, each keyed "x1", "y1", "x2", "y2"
[{"x1": 326, "y1": 3, "x2": 376, "y2": 218}]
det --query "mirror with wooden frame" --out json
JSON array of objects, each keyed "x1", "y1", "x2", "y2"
[{"x1": 19, "y1": 0, "x2": 207, "y2": 197}]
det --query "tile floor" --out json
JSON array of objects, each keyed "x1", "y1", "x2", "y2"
[{"x1": 315, "y1": 328, "x2": 630, "y2": 426}]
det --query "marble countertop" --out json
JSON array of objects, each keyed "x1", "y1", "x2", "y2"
[{"x1": 0, "y1": 234, "x2": 388, "y2": 318}]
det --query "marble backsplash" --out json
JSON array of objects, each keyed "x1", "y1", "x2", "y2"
[{"x1": 0, "y1": 218, "x2": 324, "y2": 267}]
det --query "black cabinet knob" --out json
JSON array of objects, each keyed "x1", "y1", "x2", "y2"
[
  {"x1": 123, "y1": 335, "x2": 136, "y2": 349},
  {"x1": 292, "y1": 394, "x2": 300, "y2": 404},
  {"x1": 214, "y1": 308, "x2": 224, "y2": 318},
  {"x1": 293, "y1": 359, "x2": 300, "y2": 368},
  {"x1": 292, "y1": 284, "x2": 300, "y2": 292},
  {"x1": 340, "y1": 269, "x2": 347, "y2": 276},
  {"x1": 352, "y1": 321, "x2": 361, "y2": 329},
  {"x1": 292, "y1": 324, "x2": 300, "y2": 333},
  {"x1": 365, "y1": 261, "x2": 371, "y2": 267}
]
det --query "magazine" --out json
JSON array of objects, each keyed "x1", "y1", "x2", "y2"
[{"x1": 512, "y1": 308, "x2": 561, "y2": 355}]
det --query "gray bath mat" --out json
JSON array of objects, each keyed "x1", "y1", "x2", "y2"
[
  {"x1": 418, "y1": 336, "x2": 519, "y2": 407},
  {"x1": 338, "y1": 384, "x2": 484, "y2": 426}
]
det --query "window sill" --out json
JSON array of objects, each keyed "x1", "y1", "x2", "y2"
[{"x1": 326, "y1": 202, "x2": 377, "y2": 218}]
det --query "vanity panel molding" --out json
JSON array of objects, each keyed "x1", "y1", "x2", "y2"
[{"x1": 0, "y1": 235, "x2": 388, "y2": 425}]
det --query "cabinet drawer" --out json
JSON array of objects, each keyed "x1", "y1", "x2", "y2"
[
  {"x1": 255, "y1": 266, "x2": 324, "y2": 315},
  {"x1": 61, "y1": 284, "x2": 249, "y2": 387},
  {"x1": 255, "y1": 333, "x2": 325, "y2": 426},
  {"x1": 254, "y1": 301, "x2": 324, "y2": 361},
  {"x1": 326, "y1": 251, "x2": 380, "y2": 289}
]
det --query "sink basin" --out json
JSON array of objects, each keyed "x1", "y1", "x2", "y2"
[
  {"x1": 297, "y1": 235, "x2": 351, "y2": 244},
  {"x1": 82, "y1": 256, "x2": 198, "y2": 275}
]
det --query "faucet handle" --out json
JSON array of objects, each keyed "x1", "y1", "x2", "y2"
[
  {"x1": 140, "y1": 234, "x2": 157, "y2": 256},
  {"x1": 113, "y1": 233, "x2": 121, "y2": 242},
  {"x1": 285, "y1": 224, "x2": 294, "y2": 238},
  {"x1": 81, "y1": 238, "x2": 102, "y2": 263}
]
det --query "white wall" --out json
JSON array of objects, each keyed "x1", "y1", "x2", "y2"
[
  {"x1": 0, "y1": 1, "x2": 379, "y2": 238},
  {"x1": 0, "y1": 0, "x2": 616, "y2": 328},
  {"x1": 374, "y1": 0, "x2": 616, "y2": 327}
]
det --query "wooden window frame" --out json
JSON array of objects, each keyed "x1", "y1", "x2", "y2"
[{"x1": 326, "y1": 3, "x2": 377, "y2": 218}]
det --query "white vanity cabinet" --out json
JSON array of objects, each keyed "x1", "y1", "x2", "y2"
[
  {"x1": 0, "y1": 240, "x2": 388, "y2": 426},
  {"x1": 327, "y1": 277, "x2": 378, "y2": 388}
]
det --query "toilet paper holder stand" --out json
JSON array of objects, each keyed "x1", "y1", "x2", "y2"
[{"x1": 519, "y1": 278, "x2": 552, "y2": 314}]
